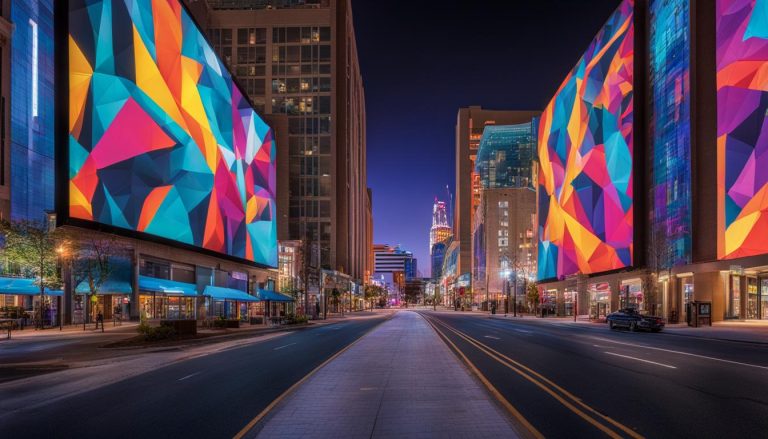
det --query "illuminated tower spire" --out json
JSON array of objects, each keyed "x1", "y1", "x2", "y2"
[{"x1": 430, "y1": 198, "x2": 452, "y2": 254}]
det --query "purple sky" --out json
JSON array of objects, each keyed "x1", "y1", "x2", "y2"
[{"x1": 353, "y1": 0, "x2": 621, "y2": 276}]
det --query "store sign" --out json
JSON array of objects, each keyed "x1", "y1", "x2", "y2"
[{"x1": 231, "y1": 271, "x2": 248, "y2": 281}]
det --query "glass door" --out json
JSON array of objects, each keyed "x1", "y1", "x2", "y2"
[
  {"x1": 747, "y1": 277, "x2": 758, "y2": 319},
  {"x1": 761, "y1": 279, "x2": 768, "y2": 320}
]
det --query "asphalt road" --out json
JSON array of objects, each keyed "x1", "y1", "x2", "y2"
[
  {"x1": 422, "y1": 312, "x2": 768, "y2": 439},
  {"x1": 0, "y1": 314, "x2": 389, "y2": 439}
]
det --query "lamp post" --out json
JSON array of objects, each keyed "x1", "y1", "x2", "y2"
[
  {"x1": 513, "y1": 272, "x2": 518, "y2": 318},
  {"x1": 56, "y1": 245, "x2": 70, "y2": 331}
]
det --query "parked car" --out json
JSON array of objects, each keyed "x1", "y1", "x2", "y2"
[{"x1": 607, "y1": 308, "x2": 665, "y2": 332}]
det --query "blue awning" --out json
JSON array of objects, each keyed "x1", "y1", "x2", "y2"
[
  {"x1": 0, "y1": 277, "x2": 63, "y2": 296},
  {"x1": 203, "y1": 285, "x2": 259, "y2": 302},
  {"x1": 76, "y1": 279, "x2": 133, "y2": 295},
  {"x1": 139, "y1": 276, "x2": 197, "y2": 297},
  {"x1": 256, "y1": 289, "x2": 294, "y2": 302}
]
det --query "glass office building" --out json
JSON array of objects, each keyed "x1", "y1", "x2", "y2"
[
  {"x1": 9, "y1": 0, "x2": 55, "y2": 222},
  {"x1": 475, "y1": 121, "x2": 538, "y2": 190}
]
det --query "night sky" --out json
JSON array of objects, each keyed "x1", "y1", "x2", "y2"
[{"x1": 353, "y1": 0, "x2": 622, "y2": 276}]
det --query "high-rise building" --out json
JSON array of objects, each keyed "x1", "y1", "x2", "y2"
[
  {"x1": 195, "y1": 0, "x2": 367, "y2": 285},
  {"x1": 429, "y1": 198, "x2": 452, "y2": 254},
  {"x1": 431, "y1": 240, "x2": 449, "y2": 281},
  {"x1": 0, "y1": 2, "x2": 11, "y2": 220},
  {"x1": 454, "y1": 107, "x2": 539, "y2": 287},
  {"x1": 0, "y1": 0, "x2": 282, "y2": 326},
  {"x1": 365, "y1": 188, "x2": 373, "y2": 283},
  {"x1": 472, "y1": 120, "x2": 538, "y2": 310},
  {"x1": 374, "y1": 244, "x2": 417, "y2": 279}
]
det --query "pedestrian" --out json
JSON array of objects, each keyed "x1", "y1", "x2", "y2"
[{"x1": 96, "y1": 311, "x2": 104, "y2": 332}]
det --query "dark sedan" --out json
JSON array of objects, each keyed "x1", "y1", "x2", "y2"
[{"x1": 607, "y1": 308, "x2": 665, "y2": 332}]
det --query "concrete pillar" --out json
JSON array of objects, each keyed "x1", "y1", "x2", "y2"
[{"x1": 130, "y1": 248, "x2": 140, "y2": 320}]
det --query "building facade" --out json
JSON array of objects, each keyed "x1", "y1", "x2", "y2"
[
  {"x1": 536, "y1": 0, "x2": 768, "y2": 324},
  {"x1": 201, "y1": 0, "x2": 368, "y2": 287},
  {"x1": 454, "y1": 107, "x2": 540, "y2": 290},
  {"x1": 472, "y1": 120, "x2": 537, "y2": 311},
  {"x1": 1, "y1": 0, "x2": 285, "y2": 325}
]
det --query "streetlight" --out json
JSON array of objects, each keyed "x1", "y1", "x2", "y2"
[{"x1": 56, "y1": 244, "x2": 70, "y2": 331}]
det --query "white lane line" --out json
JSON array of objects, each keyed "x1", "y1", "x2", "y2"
[
  {"x1": 484, "y1": 335, "x2": 501, "y2": 340},
  {"x1": 593, "y1": 337, "x2": 768, "y2": 371},
  {"x1": 177, "y1": 372, "x2": 202, "y2": 381},
  {"x1": 513, "y1": 328, "x2": 533, "y2": 334},
  {"x1": 604, "y1": 351, "x2": 677, "y2": 369},
  {"x1": 273, "y1": 342, "x2": 297, "y2": 350}
]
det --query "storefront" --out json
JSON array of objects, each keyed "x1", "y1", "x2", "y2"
[
  {"x1": 589, "y1": 282, "x2": 612, "y2": 319},
  {"x1": 256, "y1": 289, "x2": 294, "y2": 318},
  {"x1": 0, "y1": 277, "x2": 62, "y2": 326},
  {"x1": 138, "y1": 275, "x2": 198, "y2": 320},
  {"x1": 556, "y1": 289, "x2": 577, "y2": 317},
  {"x1": 203, "y1": 285, "x2": 259, "y2": 321},
  {"x1": 541, "y1": 289, "x2": 557, "y2": 316},
  {"x1": 619, "y1": 278, "x2": 644, "y2": 312},
  {"x1": 75, "y1": 278, "x2": 133, "y2": 323}
]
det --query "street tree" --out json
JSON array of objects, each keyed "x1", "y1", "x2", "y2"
[
  {"x1": 65, "y1": 231, "x2": 132, "y2": 324},
  {"x1": 643, "y1": 224, "x2": 671, "y2": 317},
  {"x1": 0, "y1": 219, "x2": 63, "y2": 328}
]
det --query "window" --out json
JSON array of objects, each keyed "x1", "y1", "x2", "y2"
[
  {"x1": 319, "y1": 201, "x2": 331, "y2": 218},
  {"x1": 498, "y1": 238, "x2": 508, "y2": 247},
  {"x1": 498, "y1": 201, "x2": 509, "y2": 208},
  {"x1": 320, "y1": 27, "x2": 331, "y2": 41},
  {"x1": 287, "y1": 27, "x2": 301, "y2": 43},
  {"x1": 318, "y1": 96, "x2": 331, "y2": 114},
  {"x1": 319, "y1": 136, "x2": 331, "y2": 154},
  {"x1": 500, "y1": 220, "x2": 509, "y2": 227},
  {"x1": 319, "y1": 45, "x2": 331, "y2": 62}
]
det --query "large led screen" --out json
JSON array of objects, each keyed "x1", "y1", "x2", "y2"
[
  {"x1": 650, "y1": 0, "x2": 691, "y2": 267},
  {"x1": 537, "y1": 0, "x2": 634, "y2": 280},
  {"x1": 717, "y1": 0, "x2": 768, "y2": 260},
  {"x1": 67, "y1": 0, "x2": 277, "y2": 267}
]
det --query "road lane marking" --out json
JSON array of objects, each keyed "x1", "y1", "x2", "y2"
[
  {"x1": 273, "y1": 343, "x2": 297, "y2": 351},
  {"x1": 592, "y1": 337, "x2": 768, "y2": 371},
  {"x1": 513, "y1": 329, "x2": 533, "y2": 334},
  {"x1": 604, "y1": 352, "x2": 677, "y2": 369},
  {"x1": 422, "y1": 315, "x2": 544, "y2": 439},
  {"x1": 177, "y1": 372, "x2": 201, "y2": 381},
  {"x1": 484, "y1": 335, "x2": 501, "y2": 340},
  {"x1": 425, "y1": 314, "x2": 643, "y2": 439},
  {"x1": 233, "y1": 315, "x2": 393, "y2": 439}
]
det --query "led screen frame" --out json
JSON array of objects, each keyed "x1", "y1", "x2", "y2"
[
  {"x1": 54, "y1": 0, "x2": 278, "y2": 269},
  {"x1": 716, "y1": 0, "x2": 768, "y2": 260},
  {"x1": 537, "y1": 0, "x2": 641, "y2": 281}
]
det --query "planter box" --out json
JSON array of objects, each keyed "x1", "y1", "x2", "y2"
[{"x1": 160, "y1": 319, "x2": 197, "y2": 335}]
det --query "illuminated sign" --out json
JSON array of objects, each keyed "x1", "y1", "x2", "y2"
[
  {"x1": 537, "y1": 0, "x2": 635, "y2": 280},
  {"x1": 65, "y1": 0, "x2": 277, "y2": 267},
  {"x1": 717, "y1": 0, "x2": 768, "y2": 260}
]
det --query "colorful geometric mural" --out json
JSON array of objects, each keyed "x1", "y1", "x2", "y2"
[
  {"x1": 649, "y1": 0, "x2": 692, "y2": 267},
  {"x1": 68, "y1": 0, "x2": 277, "y2": 267},
  {"x1": 717, "y1": 0, "x2": 768, "y2": 260},
  {"x1": 537, "y1": 0, "x2": 634, "y2": 280}
]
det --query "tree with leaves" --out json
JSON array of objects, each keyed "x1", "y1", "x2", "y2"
[{"x1": 0, "y1": 219, "x2": 63, "y2": 329}]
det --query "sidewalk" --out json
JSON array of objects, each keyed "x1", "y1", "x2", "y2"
[
  {"x1": 487, "y1": 312, "x2": 768, "y2": 344},
  {"x1": 249, "y1": 311, "x2": 523, "y2": 439}
]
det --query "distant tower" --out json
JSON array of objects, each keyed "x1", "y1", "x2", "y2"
[{"x1": 430, "y1": 198, "x2": 453, "y2": 254}]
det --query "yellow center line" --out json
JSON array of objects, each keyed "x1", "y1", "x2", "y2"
[
  {"x1": 424, "y1": 313, "x2": 644, "y2": 439},
  {"x1": 421, "y1": 314, "x2": 544, "y2": 439}
]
